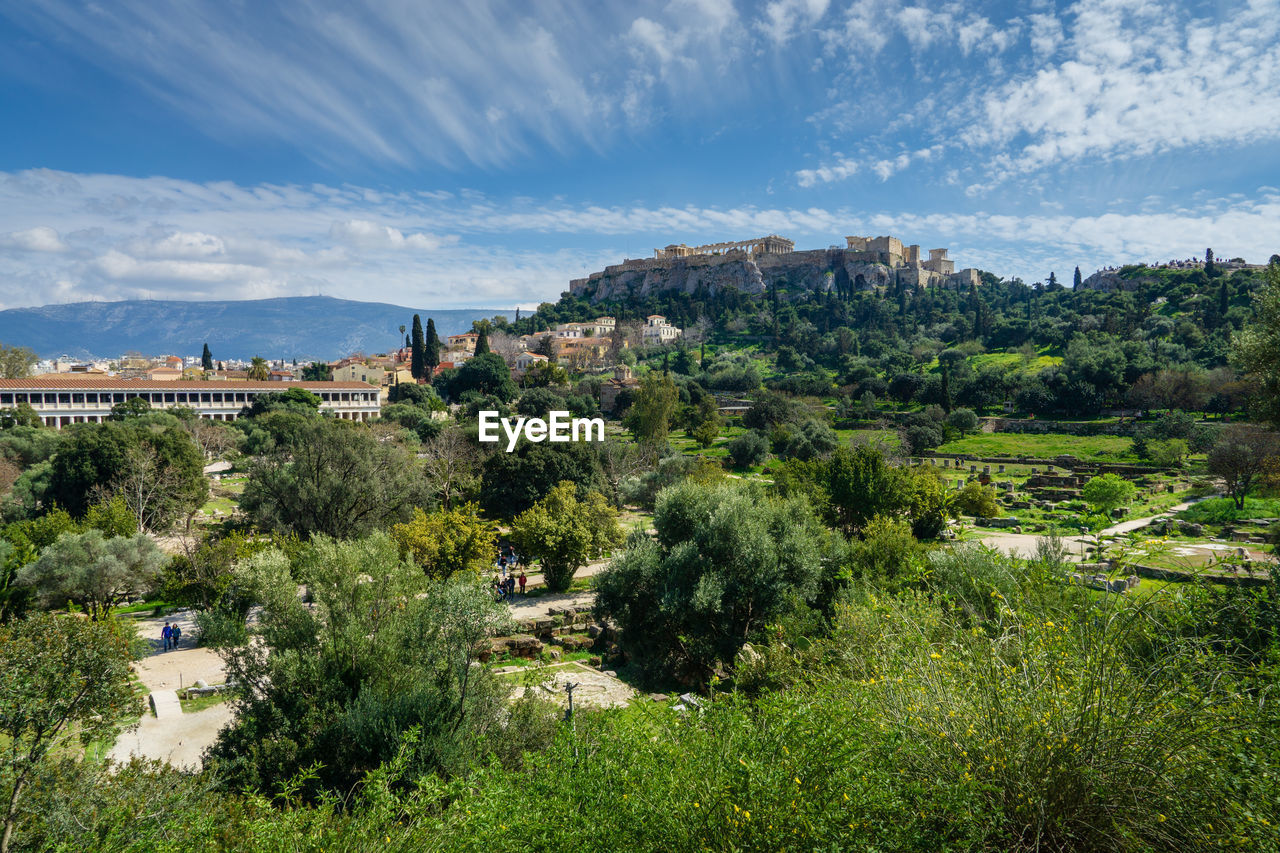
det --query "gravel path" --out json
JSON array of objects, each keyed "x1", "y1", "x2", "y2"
[{"x1": 110, "y1": 610, "x2": 232, "y2": 769}]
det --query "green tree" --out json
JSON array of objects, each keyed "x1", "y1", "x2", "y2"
[
  {"x1": 0, "y1": 402, "x2": 42, "y2": 429},
  {"x1": 1080, "y1": 473, "x2": 1137, "y2": 516},
  {"x1": 240, "y1": 387, "x2": 322, "y2": 419},
  {"x1": 594, "y1": 480, "x2": 832, "y2": 685},
  {"x1": 954, "y1": 481, "x2": 999, "y2": 518},
  {"x1": 301, "y1": 361, "x2": 329, "y2": 381},
  {"x1": 510, "y1": 482, "x2": 620, "y2": 592},
  {"x1": 247, "y1": 356, "x2": 269, "y2": 381},
  {"x1": 108, "y1": 397, "x2": 151, "y2": 420},
  {"x1": 390, "y1": 504, "x2": 497, "y2": 579},
  {"x1": 448, "y1": 352, "x2": 517, "y2": 402},
  {"x1": 623, "y1": 371, "x2": 677, "y2": 444},
  {"x1": 18, "y1": 530, "x2": 166, "y2": 620},
  {"x1": 1207, "y1": 425, "x2": 1280, "y2": 509},
  {"x1": 0, "y1": 613, "x2": 143, "y2": 852},
  {"x1": 726, "y1": 430, "x2": 769, "y2": 468},
  {"x1": 424, "y1": 317, "x2": 441, "y2": 373},
  {"x1": 1231, "y1": 261, "x2": 1280, "y2": 427},
  {"x1": 1073, "y1": 266, "x2": 1083, "y2": 291},
  {"x1": 205, "y1": 535, "x2": 512, "y2": 797},
  {"x1": 0, "y1": 344, "x2": 37, "y2": 380},
  {"x1": 473, "y1": 328, "x2": 490, "y2": 356},
  {"x1": 201, "y1": 343, "x2": 212, "y2": 371},
  {"x1": 241, "y1": 419, "x2": 427, "y2": 539},
  {"x1": 411, "y1": 314, "x2": 426, "y2": 380}
]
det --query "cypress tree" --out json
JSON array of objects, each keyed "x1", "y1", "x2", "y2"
[
  {"x1": 474, "y1": 328, "x2": 490, "y2": 355},
  {"x1": 424, "y1": 318, "x2": 440, "y2": 371},
  {"x1": 1073, "y1": 266, "x2": 1083, "y2": 291},
  {"x1": 1218, "y1": 277, "x2": 1230, "y2": 322},
  {"x1": 201, "y1": 343, "x2": 212, "y2": 371},
  {"x1": 410, "y1": 315, "x2": 426, "y2": 380}
]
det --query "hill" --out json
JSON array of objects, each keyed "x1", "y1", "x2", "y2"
[{"x1": 0, "y1": 296, "x2": 503, "y2": 361}]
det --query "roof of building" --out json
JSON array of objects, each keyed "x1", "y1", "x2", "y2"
[{"x1": 0, "y1": 378, "x2": 374, "y2": 391}]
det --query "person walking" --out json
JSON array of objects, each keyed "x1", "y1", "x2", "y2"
[
  {"x1": 170, "y1": 622, "x2": 182, "y2": 650},
  {"x1": 517, "y1": 570, "x2": 527, "y2": 595},
  {"x1": 161, "y1": 622, "x2": 172, "y2": 652}
]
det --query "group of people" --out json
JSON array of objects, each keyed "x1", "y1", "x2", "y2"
[
  {"x1": 160, "y1": 621, "x2": 182, "y2": 651},
  {"x1": 493, "y1": 545, "x2": 527, "y2": 601}
]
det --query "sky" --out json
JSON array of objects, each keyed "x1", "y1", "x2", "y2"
[{"x1": 1, "y1": 0, "x2": 1278, "y2": 311}]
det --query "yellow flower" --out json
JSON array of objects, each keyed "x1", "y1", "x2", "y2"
[
  {"x1": 1158, "y1": 814, "x2": 1166, "y2": 822},
  {"x1": 694, "y1": 802, "x2": 700, "y2": 808},
  {"x1": 794, "y1": 777, "x2": 801, "y2": 785},
  {"x1": 930, "y1": 652, "x2": 942, "y2": 659}
]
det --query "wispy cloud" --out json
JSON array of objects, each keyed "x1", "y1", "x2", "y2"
[{"x1": 2, "y1": 169, "x2": 1277, "y2": 310}]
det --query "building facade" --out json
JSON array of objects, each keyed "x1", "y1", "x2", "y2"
[{"x1": 0, "y1": 379, "x2": 380, "y2": 428}]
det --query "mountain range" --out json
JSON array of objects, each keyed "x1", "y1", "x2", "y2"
[{"x1": 0, "y1": 296, "x2": 507, "y2": 362}]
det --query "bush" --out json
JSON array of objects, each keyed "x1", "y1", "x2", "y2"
[
  {"x1": 726, "y1": 430, "x2": 769, "y2": 468},
  {"x1": 947, "y1": 407, "x2": 980, "y2": 435},
  {"x1": 848, "y1": 514, "x2": 922, "y2": 588},
  {"x1": 954, "y1": 481, "x2": 999, "y2": 517}
]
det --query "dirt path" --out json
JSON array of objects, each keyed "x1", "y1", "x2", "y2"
[{"x1": 110, "y1": 610, "x2": 232, "y2": 769}]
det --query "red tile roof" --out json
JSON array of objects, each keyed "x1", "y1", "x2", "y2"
[{"x1": 0, "y1": 378, "x2": 373, "y2": 391}]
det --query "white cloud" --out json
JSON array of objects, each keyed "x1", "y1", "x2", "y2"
[
  {"x1": 759, "y1": 0, "x2": 831, "y2": 45},
  {"x1": 0, "y1": 226, "x2": 68, "y2": 253},
  {"x1": 329, "y1": 220, "x2": 456, "y2": 251},
  {"x1": 967, "y1": 0, "x2": 1280, "y2": 179},
  {"x1": 1, "y1": 169, "x2": 1277, "y2": 310}
]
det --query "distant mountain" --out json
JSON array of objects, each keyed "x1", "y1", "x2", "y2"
[{"x1": 0, "y1": 297, "x2": 509, "y2": 361}]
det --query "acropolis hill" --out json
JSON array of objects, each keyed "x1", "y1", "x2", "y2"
[{"x1": 569, "y1": 234, "x2": 981, "y2": 303}]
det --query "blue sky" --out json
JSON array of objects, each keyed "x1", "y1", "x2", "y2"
[{"x1": 1, "y1": 0, "x2": 1278, "y2": 310}]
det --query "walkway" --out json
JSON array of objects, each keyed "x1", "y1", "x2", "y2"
[{"x1": 108, "y1": 610, "x2": 232, "y2": 770}]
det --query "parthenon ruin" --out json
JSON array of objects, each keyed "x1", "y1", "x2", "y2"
[{"x1": 655, "y1": 235, "x2": 794, "y2": 259}]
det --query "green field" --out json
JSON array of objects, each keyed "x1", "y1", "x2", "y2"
[{"x1": 935, "y1": 431, "x2": 1135, "y2": 460}]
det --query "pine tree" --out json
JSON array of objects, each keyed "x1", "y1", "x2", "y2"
[
  {"x1": 1073, "y1": 266, "x2": 1083, "y2": 290},
  {"x1": 424, "y1": 318, "x2": 440, "y2": 372},
  {"x1": 1205, "y1": 248, "x2": 1217, "y2": 278},
  {"x1": 474, "y1": 328, "x2": 490, "y2": 355},
  {"x1": 201, "y1": 343, "x2": 212, "y2": 371},
  {"x1": 1047, "y1": 271, "x2": 1058, "y2": 290},
  {"x1": 1218, "y1": 277, "x2": 1230, "y2": 323},
  {"x1": 410, "y1": 315, "x2": 426, "y2": 380},
  {"x1": 515, "y1": 307, "x2": 521, "y2": 322}
]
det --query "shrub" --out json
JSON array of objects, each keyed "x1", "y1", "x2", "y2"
[
  {"x1": 726, "y1": 430, "x2": 769, "y2": 468},
  {"x1": 954, "y1": 481, "x2": 999, "y2": 517}
]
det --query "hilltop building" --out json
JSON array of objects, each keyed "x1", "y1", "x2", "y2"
[{"x1": 570, "y1": 233, "x2": 981, "y2": 303}]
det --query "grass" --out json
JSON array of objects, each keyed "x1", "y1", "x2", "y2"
[
  {"x1": 1176, "y1": 496, "x2": 1280, "y2": 524},
  {"x1": 180, "y1": 691, "x2": 231, "y2": 713},
  {"x1": 935, "y1": 431, "x2": 1136, "y2": 460},
  {"x1": 111, "y1": 598, "x2": 170, "y2": 616}
]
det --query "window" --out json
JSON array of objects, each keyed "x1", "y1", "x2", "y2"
[
  {"x1": 164, "y1": 393, "x2": 175, "y2": 403},
  {"x1": 200, "y1": 393, "x2": 212, "y2": 403},
  {"x1": 0, "y1": 394, "x2": 10, "y2": 405},
  {"x1": 113, "y1": 393, "x2": 124, "y2": 403},
  {"x1": 58, "y1": 393, "x2": 71, "y2": 404},
  {"x1": 72, "y1": 393, "x2": 84, "y2": 404}
]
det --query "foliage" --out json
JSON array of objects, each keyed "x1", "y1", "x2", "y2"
[
  {"x1": 0, "y1": 344, "x2": 37, "y2": 380},
  {"x1": 479, "y1": 439, "x2": 606, "y2": 518},
  {"x1": 726, "y1": 429, "x2": 769, "y2": 468},
  {"x1": 947, "y1": 407, "x2": 980, "y2": 434},
  {"x1": 510, "y1": 482, "x2": 620, "y2": 592},
  {"x1": 1231, "y1": 260, "x2": 1280, "y2": 426},
  {"x1": 17, "y1": 530, "x2": 166, "y2": 620},
  {"x1": 205, "y1": 535, "x2": 515, "y2": 798},
  {"x1": 623, "y1": 371, "x2": 678, "y2": 445},
  {"x1": 446, "y1": 352, "x2": 517, "y2": 402},
  {"x1": 241, "y1": 419, "x2": 428, "y2": 539},
  {"x1": 240, "y1": 387, "x2": 322, "y2": 419},
  {"x1": 771, "y1": 418, "x2": 838, "y2": 461},
  {"x1": 954, "y1": 480, "x2": 1000, "y2": 517},
  {"x1": 1207, "y1": 424, "x2": 1280, "y2": 509},
  {"x1": 618, "y1": 453, "x2": 724, "y2": 510},
  {"x1": 594, "y1": 480, "x2": 834, "y2": 685},
  {"x1": 0, "y1": 612, "x2": 143, "y2": 851},
  {"x1": 1080, "y1": 473, "x2": 1137, "y2": 515},
  {"x1": 390, "y1": 504, "x2": 496, "y2": 579},
  {"x1": 847, "y1": 514, "x2": 923, "y2": 588}
]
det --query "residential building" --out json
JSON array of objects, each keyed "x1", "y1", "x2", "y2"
[
  {"x1": 331, "y1": 363, "x2": 385, "y2": 386},
  {"x1": 641, "y1": 315, "x2": 682, "y2": 344}
]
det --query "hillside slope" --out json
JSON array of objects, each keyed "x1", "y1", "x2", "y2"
[{"x1": 0, "y1": 296, "x2": 502, "y2": 361}]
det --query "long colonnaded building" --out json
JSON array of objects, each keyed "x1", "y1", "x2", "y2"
[{"x1": 0, "y1": 378, "x2": 381, "y2": 428}]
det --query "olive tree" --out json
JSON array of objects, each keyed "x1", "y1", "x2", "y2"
[
  {"x1": 510, "y1": 481, "x2": 621, "y2": 592},
  {"x1": 18, "y1": 530, "x2": 166, "y2": 620},
  {"x1": 0, "y1": 613, "x2": 142, "y2": 852}
]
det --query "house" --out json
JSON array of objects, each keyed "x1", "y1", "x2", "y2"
[
  {"x1": 641, "y1": 315, "x2": 682, "y2": 344},
  {"x1": 513, "y1": 352, "x2": 549, "y2": 373},
  {"x1": 446, "y1": 332, "x2": 480, "y2": 352},
  {"x1": 144, "y1": 367, "x2": 183, "y2": 382},
  {"x1": 599, "y1": 365, "x2": 641, "y2": 413},
  {"x1": 332, "y1": 363, "x2": 385, "y2": 386}
]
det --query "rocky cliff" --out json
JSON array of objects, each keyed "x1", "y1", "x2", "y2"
[{"x1": 570, "y1": 248, "x2": 930, "y2": 303}]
